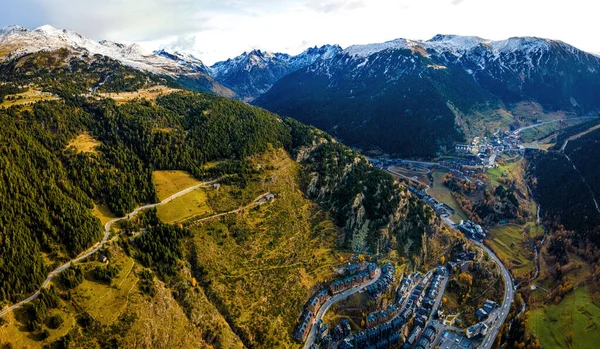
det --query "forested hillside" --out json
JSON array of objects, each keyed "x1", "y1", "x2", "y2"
[
  {"x1": 255, "y1": 49, "x2": 470, "y2": 157},
  {"x1": 0, "y1": 49, "x2": 437, "y2": 348},
  {"x1": 527, "y1": 127, "x2": 600, "y2": 244}
]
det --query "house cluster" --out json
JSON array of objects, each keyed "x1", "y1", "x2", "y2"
[
  {"x1": 475, "y1": 299, "x2": 499, "y2": 322},
  {"x1": 466, "y1": 322, "x2": 489, "y2": 339},
  {"x1": 458, "y1": 220, "x2": 486, "y2": 241},
  {"x1": 350, "y1": 321, "x2": 403, "y2": 349},
  {"x1": 408, "y1": 186, "x2": 454, "y2": 217},
  {"x1": 366, "y1": 263, "x2": 394, "y2": 299},
  {"x1": 366, "y1": 304, "x2": 401, "y2": 328},
  {"x1": 295, "y1": 264, "x2": 378, "y2": 342},
  {"x1": 294, "y1": 308, "x2": 315, "y2": 342},
  {"x1": 320, "y1": 265, "x2": 448, "y2": 349},
  {"x1": 313, "y1": 320, "x2": 332, "y2": 347},
  {"x1": 409, "y1": 268, "x2": 445, "y2": 328},
  {"x1": 330, "y1": 270, "x2": 373, "y2": 294},
  {"x1": 345, "y1": 262, "x2": 377, "y2": 277},
  {"x1": 332, "y1": 319, "x2": 352, "y2": 342},
  {"x1": 294, "y1": 290, "x2": 332, "y2": 342},
  {"x1": 409, "y1": 325, "x2": 438, "y2": 349}
]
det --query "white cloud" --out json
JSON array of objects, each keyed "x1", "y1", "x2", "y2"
[{"x1": 1, "y1": 0, "x2": 599, "y2": 65}]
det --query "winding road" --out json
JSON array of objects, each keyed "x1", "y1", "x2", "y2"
[
  {"x1": 514, "y1": 116, "x2": 598, "y2": 134},
  {"x1": 0, "y1": 179, "x2": 222, "y2": 318},
  {"x1": 303, "y1": 267, "x2": 382, "y2": 349},
  {"x1": 473, "y1": 241, "x2": 514, "y2": 349},
  {"x1": 435, "y1": 212, "x2": 514, "y2": 349}
]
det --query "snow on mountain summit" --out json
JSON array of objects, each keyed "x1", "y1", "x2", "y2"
[
  {"x1": 341, "y1": 34, "x2": 585, "y2": 59},
  {"x1": 0, "y1": 24, "x2": 206, "y2": 76}
]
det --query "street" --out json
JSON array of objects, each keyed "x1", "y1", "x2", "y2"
[{"x1": 303, "y1": 267, "x2": 382, "y2": 349}]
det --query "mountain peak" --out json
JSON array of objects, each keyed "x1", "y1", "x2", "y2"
[
  {"x1": 34, "y1": 24, "x2": 60, "y2": 34},
  {"x1": 0, "y1": 25, "x2": 28, "y2": 37}
]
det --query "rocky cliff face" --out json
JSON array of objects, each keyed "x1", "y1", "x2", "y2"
[{"x1": 288, "y1": 119, "x2": 437, "y2": 254}]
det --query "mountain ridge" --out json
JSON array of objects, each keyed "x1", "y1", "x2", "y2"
[
  {"x1": 0, "y1": 24, "x2": 234, "y2": 96},
  {"x1": 255, "y1": 33, "x2": 600, "y2": 156}
]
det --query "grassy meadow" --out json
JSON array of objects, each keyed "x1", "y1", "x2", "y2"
[
  {"x1": 152, "y1": 170, "x2": 203, "y2": 201},
  {"x1": 487, "y1": 225, "x2": 534, "y2": 275},
  {"x1": 528, "y1": 287, "x2": 600, "y2": 349},
  {"x1": 428, "y1": 169, "x2": 468, "y2": 222}
]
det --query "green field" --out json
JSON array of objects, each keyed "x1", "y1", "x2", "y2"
[
  {"x1": 70, "y1": 248, "x2": 139, "y2": 325},
  {"x1": 487, "y1": 225, "x2": 534, "y2": 275},
  {"x1": 152, "y1": 170, "x2": 202, "y2": 201},
  {"x1": 528, "y1": 287, "x2": 600, "y2": 349},
  {"x1": 520, "y1": 118, "x2": 589, "y2": 143},
  {"x1": 156, "y1": 187, "x2": 213, "y2": 223},
  {"x1": 486, "y1": 157, "x2": 523, "y2": 187},
  {"x1": 428, "y1": 170, "x2": 468, "y2": 222}
]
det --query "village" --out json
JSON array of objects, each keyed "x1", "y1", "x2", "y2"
[{"x1": 294, "y1": 244, "x2": 505, "y2": 349}]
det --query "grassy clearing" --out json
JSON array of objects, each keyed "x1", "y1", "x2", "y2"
[
  {"x1": 0, "y1": 88, "x2": 59, "y2": 108},
  {"x1": 528, "y1": 287, "x2": 600, "y2": 349},
  {"x1": 511, "y1": 101, "x2": 572, "y2": 124},
  {"x1": 156, "y1": 187, "x2": 213, "y2": 223},
  {"x1": 458, "y1": 108, "x2": 515, "y2": 139},
  {"x1": 487, "y1": 225, "x2": 534, "y2": 275},
  {"x1": 486, "y1": 157, "x2": 523, "y2": 188},
  {"x1": 70, "y1": 247, "x2": 139, "y2": 325},
  {"x1": 520, "y1": 119, "x2": 587, "y2": 143},
  {"x1": 66, "y1": 132, "x2": 101, "y2": 154},
  {"x1": 92, "y1": 203, "x2": 117, "y2": 225},
  {"x1": 96, "y1": 86, "x2": 180, "y2": 104},
  {"x1": 152, "y1": 170, "x2": 202, "y2": 201},
  {"x1": 428, "y1": 169, "x2": 468, "y2": 222},
  {"x1": 186, "y1": 148, "x2": 341, "y2": 347},
  {"x1": 0, "y1": 306, "x2": 77, "y2": 348}
]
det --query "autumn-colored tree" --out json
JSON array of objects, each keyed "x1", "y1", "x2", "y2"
[
  {"x1": 440, "y1": 256, "x2": 445, "y2": 264},
  {"x1": 358, "y1": 254, "x2": 366, "y2": 263},
  {"x1": 458, "y1": 272, "x2": 473, "y2": 286},
  {"x1": 191, "y1": 277, "x2": 197, "y2": 287}
]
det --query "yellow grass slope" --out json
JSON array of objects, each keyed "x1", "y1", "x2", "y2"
[{"x1": 187, "y1": 147, "x2": 342, "y2": 347}]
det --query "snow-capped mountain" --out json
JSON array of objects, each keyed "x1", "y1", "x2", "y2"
[
  {"x1": 210, "y1": 45, "x2": 342, "y2": 101},
  {"x1": 154, "y1": 49, "x2": 211, "y2": 76},
  {"x1": 0, "y1": 24, "x2": 232, "y2": 96},
  {"x1": 256, "y1": 34, "x2": 600, "y2": 157}
]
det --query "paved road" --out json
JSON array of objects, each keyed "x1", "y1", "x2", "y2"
[
  {"x1": 0, "y1": 179, "x2": 221, "y2": 318},
  {"x1": 435, "y1": 213, "x2": 514, "y2": 349},
  {"x1": 514, "y1": 116, "x2": 598, "y2": 134},
  {"x1": 303, "y1": 268, "x2": 382, "y2": 349},
  {"x1": 473, "y1": 241, "x2": 514, "y2": 349},
  {"x1": 387, "y1": 167, "x2": 431, "y2": 190}
]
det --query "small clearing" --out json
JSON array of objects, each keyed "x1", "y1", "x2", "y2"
[
  {"x1": 152, "y1": 170, "x2": 202, "y2": 201},
  {"x1": 66, "y1": 132, "x2": 101, "y2": 154},
  {"x1": 97, "y1": 86, "x2": 180, "y2": 104}
]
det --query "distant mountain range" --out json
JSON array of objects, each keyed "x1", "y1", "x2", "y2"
[
  {"x1": 210, "y1": 45, "x2": 341, "y2": 101},
  {"x1": 2, "y1": 25, "x2": 600, "y2": 157},
  {"x1": 256, "y1": 35, "x2": 600, "y2": 156}
]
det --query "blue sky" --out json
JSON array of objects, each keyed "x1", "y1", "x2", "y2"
[{"x1": 1, "y1": 0, "x2": 598, "y2": 64}]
